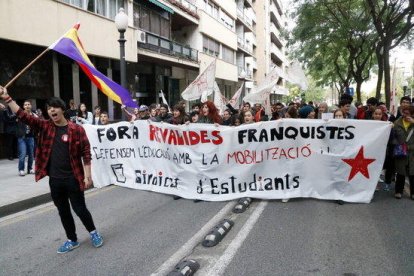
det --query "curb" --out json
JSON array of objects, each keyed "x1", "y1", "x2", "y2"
[{"x1": 0, "y1": 193, "x2": 52, "y2": 218}]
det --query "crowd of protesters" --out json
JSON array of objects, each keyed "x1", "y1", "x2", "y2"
[
  {"x1": 1, "y1": 86, "x2": 414, "y2": 256},
  {"x1": 0, "y1": 99, "x2": 110, "y2": 177},
  {"x1": 114, "y1": 94, "x2": 412, "y2": 202},
  {"x1": 1, "y1": 93, "x2": 414, "y2": 203}
]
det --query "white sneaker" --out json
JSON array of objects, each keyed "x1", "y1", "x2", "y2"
[
  {"x1": 281, "y1": 198, "x2": 289, "y2": 203},
  {"x1": 29, "y1": 169, "x2": 35, "y2": 174},
  {"x1": 19, "y1": 171, "x2": 26, "y2": 176}
]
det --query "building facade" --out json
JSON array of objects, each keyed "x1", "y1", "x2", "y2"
[
  {"x1": 255, "y1": 0, "x2": 288, "y2": 102},
  {"x1": 0, "y1": 0, "x2": 290, "y2": 158},
  {"x1": 0, "y1": 0, "x2": 288, "y2": 113}
]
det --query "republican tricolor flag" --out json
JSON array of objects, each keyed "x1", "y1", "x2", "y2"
[{"x1": 49, "y1": 24, "x2": 137, "y2": 108}]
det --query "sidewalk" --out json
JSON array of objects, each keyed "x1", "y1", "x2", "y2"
[{"x1": 0, "y1": 158, "x2": 50, "y2": 217}]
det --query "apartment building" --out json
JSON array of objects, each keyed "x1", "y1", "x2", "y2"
[
  {"x1": 0, "y1": 0, "x2": 138, "y2": 120},
  {"x1": 129, "y1": 0, "x2": 259, "y2": 104},
  {"x1": 0, "y1": 0, "x2": 287, "y2": 114},
  {"x1": 135, "y1": 0, "x2": 239, "y2": 105},
  {"x1": 254, "y1": 0, "x2": 288, "y2": 101}
]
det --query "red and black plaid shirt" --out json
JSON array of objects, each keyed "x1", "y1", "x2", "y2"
[{"x1": 17, "y1": 109, "x2": 91, "y2": 191}]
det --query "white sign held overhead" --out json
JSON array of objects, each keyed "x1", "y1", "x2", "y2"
[
  {"x1": 213, "y1": 82, "x2": 227, "y2": 115},
  {"x1": 286, "y1": 60, "x2": 308, "y2": 90},
  {"x1": 181, "y1": 59, "x2": 216, "y2": 101},
  {"x1": 228, "y1": 83, "x2": 243, "y2": 109}
]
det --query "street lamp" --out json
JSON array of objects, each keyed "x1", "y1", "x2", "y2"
[
  {"x1": 115, "y1": 7, "x2": 128, "y2": 119},
  {"x1": 239, "y1": 69, "x2": 247, "y2": 101},
  {"x1": 115, "y1": 7, "x2": 128, "y2": 91}
]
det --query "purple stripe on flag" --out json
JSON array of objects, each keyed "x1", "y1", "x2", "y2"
[{"x1": 52, "y1": 37, "x2": 137, "y2": 108}]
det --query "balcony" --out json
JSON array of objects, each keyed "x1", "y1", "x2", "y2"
[
  {"x1": 244, "y1": 0, "x2": 253, "y2": 8},
  {"x1": 269, "y1": 2, "x2": 282, "y2": 29},
  {"x1": 139, "y1": 33, "x2": 198, "y2": 62},
  {"x1": 270, "y1": 44, "x2": 285, "y2": 66},
  {"x1": 246, "y1": 56, "x2": 257, "y2": 70},
  {"x1": 237, "y1": 8, "x2": 255, "y2": 32},
  {"x1": 270, "y1": 23, "x2": 284, "y2": 48},
  {"x1": 166, "y1": 0, "x2": 199, "y2": 19},
  {"x1": 245, "y1": 32, "x2": 257, "y2": 46},
  {"x1": 237, "y1": 36, "x2": 254, "y2": 56},
  {"x1": 270, "y1": 22, "x2": 280, "y2": 37},
  {"x1": 271, "y1": 0, "x2": 283, "y2": 15},
  {"x1": 238, "y1": 66, "x2": 253, "y2": 80}
]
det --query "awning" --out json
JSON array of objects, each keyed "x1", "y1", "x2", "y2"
[{"x1": 148, "y1": 0, "x2": 174, "y2": 14}]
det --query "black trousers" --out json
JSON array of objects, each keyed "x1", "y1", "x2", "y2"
[
  {"x1": 49, "y1": 177, "x2": 96, "y2": 242},
  {"x1": 4, "y1": 133, "x2": 17, "y2": 159},
  {"x1": 395, "y1": 174, "x2": 414, "y2": 196},
  {"x1": 384, "y1": 154, "x2": 395, "y2": 184}
]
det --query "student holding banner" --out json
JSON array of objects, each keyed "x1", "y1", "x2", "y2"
[
  {"x1": 170, "y1": 104, "x2": 189, "y2": 125},
  {"x1": 193, "y1": 101, "x2": 222, "y2": 202},
  {"x1": 0, "y1": 86, "x2": 104, "y2": 254},
  {"x1": 154, "y1": 103, "x2": 173, "y2": 122},
  {"x1": 393, "y1": 106, "x2": 414, "y2": 200},
  {"x1": 99, "y1": 111, "x2": 110, "y2": 125},
  {"x1": 316, "y1": 102, "x2": 329, "y2": 119},
  {"x1": 197, "y1": 101, "x2": 222, "y2": 124}
]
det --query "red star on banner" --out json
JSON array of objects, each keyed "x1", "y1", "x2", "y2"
[{"x1": 342, "y1": 146, "x2": 376, "y2": 181}]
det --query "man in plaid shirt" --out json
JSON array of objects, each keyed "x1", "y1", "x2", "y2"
[{"x1": 0, "y1": 86, "x2": 104, "y2": 254}]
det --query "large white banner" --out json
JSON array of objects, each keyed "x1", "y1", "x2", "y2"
[{"x1": 84, "y1": 120, "x2": 391, "y2": 203}]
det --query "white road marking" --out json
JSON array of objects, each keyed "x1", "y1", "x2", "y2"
[
  {"x1": 201, "y1": 200, "x2": 268, "y2": 276},
  {"x1": 151, "y1": 201, "x2": 235, "y2": 276}
]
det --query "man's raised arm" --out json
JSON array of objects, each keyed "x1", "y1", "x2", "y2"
[{"x1": 0, "y1": 86, "x2": 20, "y2": 113}]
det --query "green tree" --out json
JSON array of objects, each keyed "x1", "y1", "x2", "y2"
[
  {"x1": 282, "y1": 84, "x2": 301, "y2": 103},
  {"x1": 303, "y1": 78, "x2": 326, "y2": 103},
  {"x1": 288, "y1": 0, "x2": 377, "y2": 102},
  {"x1": 365, "y1": 0, "x2": 414, "y2": 107}
]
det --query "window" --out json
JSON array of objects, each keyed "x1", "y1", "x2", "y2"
[
  {"x1": 222, "y1": 45, "x2": 234, "y2": 64},
  {"x1": 139, "y1": 6, "x2": 150, "y2": 31},
  {"x1": 86, "y1": 0, "x2": 95, "y2": 12},
  {"x1": 133, "y1": 3, "x2": 171, "y2": 39},
  {"x1": 96, "y1": 0, "x2": 106, "y2": 15},
  {"x1": 86, "y1": 0, "x2": 106, "y2": 15},
  {"x1": 108, "y1": 0, "x2": 117, "y2": 19},
  {"x1": 133, "y1": 4, "x2": 140, "y2": 28},
  {"x1": 63, "y1": 0, "x2": 82, "y2": 8},
  {"x1": 203, "y1": 36, "x2": 219, "y2": 57},
  {"x1": 61, "y1": 0, "x2": 122, "y2": 18},
  {"x1": 160, "y1": 17, "x2": 170, "y2": 38},
  {"x1": 150, "y1": 11, "x2": 161, "y2": 34},
  {"x1": 204, "y1": 0, "x2": 218, "y2": 18},
  {"x1": 220, "y1": 10, "x2": 234, "y2": 31},
  {"x1": 203, "y1": 0, "x2": 234, "y2": 31}
]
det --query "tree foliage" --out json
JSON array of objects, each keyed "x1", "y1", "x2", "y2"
[
  {"x1": 288, "y1": 0, "x2": 378, "y2": 103},
  {"x1": 365, "y1": 0, "x2": 414, "y2": 106}
]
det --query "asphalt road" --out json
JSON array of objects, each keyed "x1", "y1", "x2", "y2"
[{"x1": 1, "y1": 186, "x2": 413, "y2": 276}]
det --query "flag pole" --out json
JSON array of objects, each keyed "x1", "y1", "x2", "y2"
[{"x1": 4, "y1": 48, "x2": 50, "y2": 88}]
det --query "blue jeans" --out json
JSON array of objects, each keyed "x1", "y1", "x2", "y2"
[{"x1": 18, "y1": 137, "x2": 34, "y2": 172}]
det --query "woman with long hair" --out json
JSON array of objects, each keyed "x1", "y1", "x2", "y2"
[
  {"x1": 197, "y1": 101, "x2": 222, "y2": 124},
  {"x1": 316, "y1": 102, "x2": 329, "y2": 119},
  {"x1": 284, "y1": 106, "x2": 298, "y2": 118},
  {"x1": 192, "y1": 101, "x2": 221, "y2": 203},
  {"x1": 92, "y1": 106, "x2": 101, "y2": 125},
  {"x1": 170, "y1": 104, "x2": 189, "y2": 125},
  {"x1": 76, "y1": 103, "x2": 93, "y2": 124}
]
